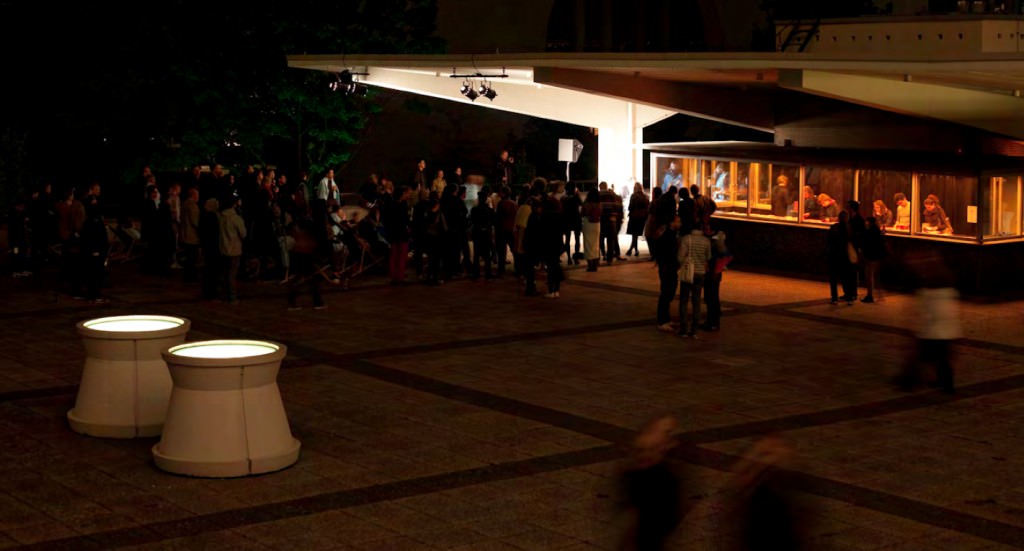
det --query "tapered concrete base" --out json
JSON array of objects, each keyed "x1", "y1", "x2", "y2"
[
  {"x1": 153, "y1": 340, "x2": 301, "y2": 478},
  {"x1": 69, "y1": 315, "x2": 190, "y2": 438}
]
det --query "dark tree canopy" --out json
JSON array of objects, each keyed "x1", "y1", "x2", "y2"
[{"x1": 1, "y1": 0, "x2": 442, "y2": 204}]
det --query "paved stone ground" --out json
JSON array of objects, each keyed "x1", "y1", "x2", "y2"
[{"x1": 2, "y1": 241, "x2": 1024, "y2": 550}]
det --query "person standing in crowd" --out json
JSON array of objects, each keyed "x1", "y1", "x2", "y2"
[
  {"x1": 514, "y1": 191, "x2": 537, "y2": 293},
  {"x1": 7, "y1": 197, "x2": 30, "y2": 277},
  {"x1": 598, "y1": 182, "x2": 625, "y2": 263},
  {"x1": 495, "y1": 149, "x2": 514, "y2": 187},
  {"x1": 495, "y1": 186, "x2": 518, "y2": 277},
  {"x1": 653, "y1": 187, "x2": 680, "y2": 332},
  {"x1": 692, "y1": 184, "x2": 717, "y2": 235},
  {"x1": 315, "y1": 169, "x2": 338, "y2": 219},
  {"x1": 79, "y1": 183, "x2": 109, "y2": 304},
  {"x1": 29, "y1": 182, "x2": 56, "y2": 272},
  {"x1": 655, "y1": 184, "x2": 679, "y2": 270},
  {"x1": 56, "y1": 187, "x2": 86, "y2": 296},
  {"x1": 895, "y1": 252, "x2": 960, "y2": 394},
  {"x1": 180, "y1": 187, "x2": 201, "y2": 282},
  {"x1": 676, "y1": 218, "x2": 711, "y2": 338},
  {"x1": 199, "y1": 196, "x2": 221, "y2": 300},
  {"x1": 166, "y1": 182, "x2": 182, "y2": 269},
  {"x1": 677, "y1": 186, "x2": 694, "y2": 228},
  {"x1": 424, "y1": 193, "x2": 448, "y2": 286},
  {"x1": 539, "y1": 195, "x2": 565, "y2": 298},
  {"x1": 618, "y1": 414, "x2": 684, "y2": 550},
  {"x1": 561, "y1": 181, "x2": 583, "y2": 264},
  {"x1": 860, "y1": 216, "x2": 887, "y2": 303},
  {"x1": 826, "y1": 211, "x2": 856, "y2": 304},
  {"x1": 452, "y1": 166, "x2": 464, "y2": 187},
  {"x1": 441, "y1": 183, "x2": 468, "y2": 280},
  {"x1": 411, "y1": 159, "x2": 428, "y2": 200},
  {"x1": 218, "y1": 194, "x2": 246, "y2": 305},
  {"x1": 625, "y1": 182, "x2": 649, "y2": 257},
  {"x1": 703, "y1": 225, "x2": 730, "y2": 331},
  {"x1": 469, "y1": 186, "x2": 496, "y2": 280},
  {"x1": 431, "y1": 170, "x2": 447, "y2": 194},
  {"x1": 581, "y1": 188, "x2": 603, "y2": 272},
  {"x1": 384, "y1": 185, "x2": 412, "y2": 285}
]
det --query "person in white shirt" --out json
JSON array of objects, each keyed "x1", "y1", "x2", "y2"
[
  {"x1": 317, "y1": 169, "x2": 339, "y2": 205},
  {"x1": 314, "y1": 169, "x2": 339, "y2": 219}
]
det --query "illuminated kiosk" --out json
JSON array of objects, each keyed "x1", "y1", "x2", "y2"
[
  {"x1": 153, "y1": 340, "x2": 301, "y2": 477},
  {"x1": 69, "y1": 315, "x2": 190, "y2": 438}
]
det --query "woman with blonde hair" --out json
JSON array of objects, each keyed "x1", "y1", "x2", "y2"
[{"x1": 873, "y1": 200, "x2": 894, "y2": 228}]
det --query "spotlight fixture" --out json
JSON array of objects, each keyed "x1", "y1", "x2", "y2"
[
  {"x1": 450, "y1": 67, "x2": 508, "y2": 102},
  {"x1": 460, "y1": 79, "x2": 479, "y2": 101},
  {"x1": 330, "y1": 69, "x2": 370, "y2": 96}
]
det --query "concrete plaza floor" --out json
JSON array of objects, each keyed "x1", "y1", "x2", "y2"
[{"x1": 2, "y1": 247, "x2": 1024, "y2": 550}]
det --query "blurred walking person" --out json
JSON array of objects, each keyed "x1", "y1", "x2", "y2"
[
  {"x1": 728, "y1": 436, "x2": 802, "y2": 551},
  {"x1": 895, "y1": 252, "x2": 960, "y2": 394},
  {"x1": 286, "y1": 216, "x2": 326, "y2": 310},
  {"x1": 618, "y1": 414, "x2": 684, "y2": 550}
]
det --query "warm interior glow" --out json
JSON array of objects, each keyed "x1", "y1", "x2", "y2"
[
  {"x1": 170, "y1": 340, "x2": 279, "y2": 359},
  {"x1": 84, "y1": 315, "x2": 185, "y2": 332}
]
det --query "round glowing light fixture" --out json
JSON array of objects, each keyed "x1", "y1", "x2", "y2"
[
  {"x1": 70, "y1": 315, "x2": 191, "y2": 438},
  {"x1": 154, "y1": 339, "x2": 300, "y2": 477},
  {"x1": 169, "y1": 340, "x2": 279, "y2": 359},
  {"x1": 83, "y1": 315, "x2": 185, "y2": 333}
]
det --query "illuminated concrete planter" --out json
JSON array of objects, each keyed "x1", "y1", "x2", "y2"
[
  {"x1": 68, "y1": 315, "x2": 190, "y2": 438},
  {"x1": 153, "y1": 340, "x2": 301, "y2": 477}
]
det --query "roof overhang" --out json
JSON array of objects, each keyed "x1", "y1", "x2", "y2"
[{"x1": 288, "y1": 51, "x2": 1024, "y2": 139}]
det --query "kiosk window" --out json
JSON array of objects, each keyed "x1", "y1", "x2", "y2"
[
  {"x1": 918, "y1": 173, "x2": 977, "y2": 238},
  {"x1": 857, "y1": 170, "x2": 912, "y2": 232}
]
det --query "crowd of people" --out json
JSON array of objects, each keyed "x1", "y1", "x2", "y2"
[
  {"x1": 648, "y1": 183, "x2": 731, "y2": 337},
  {"x1": 8, "y1": 155, "x2": 696, "y2": 312}
]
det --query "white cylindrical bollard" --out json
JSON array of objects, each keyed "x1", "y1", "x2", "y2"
[
  {"x1": 69, "y1": 315, "x2": 190, "y2": 438},
  {"x1": 153, "y1": 340, "x2": 301, "y2": 477}
]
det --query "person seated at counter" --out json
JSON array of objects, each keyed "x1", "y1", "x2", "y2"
[
  {"x1": 772, "y1": 175, "x2": 796, "y2": 217},
  {"x1": 873, "y1": 200, "x2": 894, "y2": 228},
  {"x1": 802, "y1": 186, "x2": 820, "y2": 220},
  {"x1": 712, "y1": 163, "x2": 729, "y2": 202},
  {"x1": 893, "y1": 193, "x2": 911, "y2": 231},
  {"x1": 817, "y1": 193, "x2": 840, "y2": 222},
  {"x1": 921, "y1": 194, "x2": 953, "y2": 235}
]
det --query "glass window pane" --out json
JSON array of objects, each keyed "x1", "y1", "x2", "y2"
[
  {"x1": 717, "y1": 162, "x2": 752, "y2": 214},
  {"x1": 918, "y1": 173, "x2": 978, "y2": 238},
  {"x1": 857, "y1": 170, "x2": 912, "y2": 232},
  {"x1": 804, "y1": 166, "x2": 854, "y2": 224},
  {"x1": 985, "y1": 175, "x2": 1021, "y2": 237}
]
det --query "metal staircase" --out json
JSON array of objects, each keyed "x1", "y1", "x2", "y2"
[{"x1": 778, "y1": 18, "x2": 821, "y2": 52}]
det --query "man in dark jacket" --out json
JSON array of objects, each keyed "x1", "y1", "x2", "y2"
[
  {"x1": 384, "y1": 186, "x2": 412, "y2": 285},
  {"x1": 80, "y1": 183, "x2": 108, "y2": 303}
]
